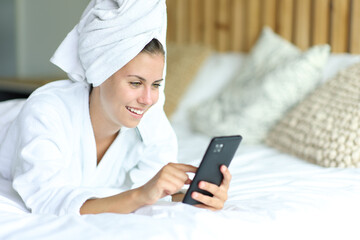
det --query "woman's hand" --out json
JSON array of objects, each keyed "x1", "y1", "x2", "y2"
[
  {"x1": 192, "y1": 165, "x2": 232, "y2": 211},
  {"x1": 138, "y1": 163, "x2": 197, "y2": 205}
]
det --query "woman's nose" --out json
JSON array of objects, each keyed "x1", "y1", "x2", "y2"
[{"x1": 138, "y1": 87, "x2": 156, "y2": 106}]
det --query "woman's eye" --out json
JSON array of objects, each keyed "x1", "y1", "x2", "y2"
[
  {"x1": 130, "y1": 82, "x2": 141, "y2": 87},
  {"x1": 152, "y1": 83, "x2": 162, "y2": 88}
]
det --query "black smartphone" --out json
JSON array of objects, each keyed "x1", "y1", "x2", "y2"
[{"x1": 182, "y1": 135, "x2": 242, "y2": 205}]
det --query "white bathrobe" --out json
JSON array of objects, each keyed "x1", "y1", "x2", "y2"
[{"x1": 0, "y1": 80, "x2": 177, "y2": 216}]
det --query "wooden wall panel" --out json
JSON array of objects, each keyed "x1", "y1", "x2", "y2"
[
  {"x1": 231, "y1": 0, "x2": 245, "y2": 52},
  {"x1": 166, "y1": 0, "x2": 176, "y2": 42},
  {"x1": 166, "y1": 0, "x2": 359, "y2": 53},
  {"x1": 175, "y1": 0, "x2": 188, "y2": 44},
  {"x1": 218, "y1": 0, "x2": 231, "y2": 51},
  {"x1": 312, "y1": 0, "x2": 330, "y2": 45},
  {"x1": 262, "y1": 0, "x2": 277, "y2": 29},
  {"x1": 189, "y1": 0, "x2": 203, "y2": 44},
  {"x1": 245, "y1": 0, "x2": 261, "y2": 51},
  {"x1": 204, "y1": 0, "x2": 217, "y2": 48},
  {"x1": 294, "y1": 0, "x2": 311, "y2": 50},
  {"x1": 350, "y1": 0, "x2": 360, "y2": 53},
  {"x1": 277, "y1": 0, "x2": 294, "y2": 42},
  {"x1": 330, "y1": 0, "x2": 350, "y2": 52}
]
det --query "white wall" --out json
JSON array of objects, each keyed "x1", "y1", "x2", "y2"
[
  {"x1": 0, "y1": 0, "x2": 16, "y2": 77},
  {"x1": 15, "y1": 0, "x2": 89, "y2": 79}
]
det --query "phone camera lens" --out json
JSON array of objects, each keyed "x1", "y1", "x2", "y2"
[{"x1": 214, "y1": 144, "x2": 223, "y2": 153}]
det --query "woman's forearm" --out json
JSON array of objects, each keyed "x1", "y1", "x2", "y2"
[
  {"x1": 80, "y1": 188, "x2": 146, "y2": 215},
  {"x1": 80, "y1": 163, "x2": 197, "y2": 214}
]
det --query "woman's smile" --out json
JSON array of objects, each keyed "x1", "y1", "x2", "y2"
[{"x1": 126, "y1": 106, "x2": 145, "y2": 118}]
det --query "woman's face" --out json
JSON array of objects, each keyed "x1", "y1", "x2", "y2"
[{"x1": 93, "y1": 52, "x2": 165, "y2": 130}]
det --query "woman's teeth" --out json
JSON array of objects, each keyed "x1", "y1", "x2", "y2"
[{"x1": 127, "y1": 107, "x2": 144, "y2": 115}]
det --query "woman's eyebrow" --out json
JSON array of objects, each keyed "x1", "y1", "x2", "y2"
[{"x1": 128, "y1": 75, "x2": 163, "y2": 82}]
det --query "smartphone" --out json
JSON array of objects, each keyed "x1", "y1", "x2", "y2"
[{"x1": 182, "y1": 135, "x2": 242, "y2": 205}]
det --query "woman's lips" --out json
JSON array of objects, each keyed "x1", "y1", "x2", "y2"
[{"x1": 126, "y1": 106, "x2": 145, "y2": 116}]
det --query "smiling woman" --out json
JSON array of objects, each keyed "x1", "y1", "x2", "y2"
[
  {"x1": 0, "y1": 0, "x2": 232, "y2": 216},
  {"x1": 89, "y1": 40, "x2": 165, "y2": 163}
]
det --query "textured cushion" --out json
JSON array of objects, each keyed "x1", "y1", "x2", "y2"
[
  {"x1": 164, "y1": 44, "x2": 211, "y2": 117},
  {"x1": 189, "y1": 27, "x2": 330, "y2": 144},
  {"x1": 266, "y1": 63, "x2": 360, "y2": 168}
]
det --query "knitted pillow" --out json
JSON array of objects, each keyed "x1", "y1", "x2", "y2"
[
  {"x1": 189, "y1": 27, "x2": 330, "y2": 144},
  {"x1": 164, "y1": 44, "x2": 211, "y2": 118},
  {"x1": 266, "y1": 63, "x2": 360, "y2": 168}
]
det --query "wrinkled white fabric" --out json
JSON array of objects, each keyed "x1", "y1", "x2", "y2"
[{"x1": 50, "y1": 0, "x2": 167, "y2": 87}]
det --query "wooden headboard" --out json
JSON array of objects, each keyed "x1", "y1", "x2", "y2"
[{"x1": 166, "y1": 0, "x2": 360, "y2": 53}]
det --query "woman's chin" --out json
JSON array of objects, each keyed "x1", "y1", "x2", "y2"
[{"x1": 120, "y1": 119, "x2": 141, "y2": 129}]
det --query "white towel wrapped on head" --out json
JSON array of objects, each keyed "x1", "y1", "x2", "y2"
[{"x1": 50, "y1": 0, "x2": 167, "y2": 87}]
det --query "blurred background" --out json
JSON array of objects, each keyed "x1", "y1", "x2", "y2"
[
  {"x1": 0, "y1": 0, "x2": 89, "y2": 100},
  {"x1": 0, "y1": 0, "x2": 359, "y2": 100},
  {"x1": 0, "y1": 0, "x2": 89, "y2": 80}
]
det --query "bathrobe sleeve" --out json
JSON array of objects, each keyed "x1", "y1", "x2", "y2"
[{"x1": 11, "y1": 97, "x2": 98, "y2": 216}]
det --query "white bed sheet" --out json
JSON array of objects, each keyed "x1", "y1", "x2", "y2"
[
  {"x1": 1, "y1": 53, "x2": 360, "y2": 240},
  {"x1": 1, "y1": 143, "x2": 360, "y2": 240}
]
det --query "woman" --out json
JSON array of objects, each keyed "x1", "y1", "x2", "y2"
[{"x1": 0, "y1": 0, "x2": 231, "y2": 216}]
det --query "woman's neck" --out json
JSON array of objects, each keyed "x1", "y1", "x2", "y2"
[{"x1": 89, "y1": 87, "x2": 120, "y2": 164}]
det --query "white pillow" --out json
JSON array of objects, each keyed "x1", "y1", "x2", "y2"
[
  {"x1": 170, "y1": 53, "x2": 245, "y2": 127},
  {"x1": 189, "y1": 27, "x2": 330, "y2": 144},
  {"x1": 321, "y1": 53, "x2": 360, "y2": 82}
]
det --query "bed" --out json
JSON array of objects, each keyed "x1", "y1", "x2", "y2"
[{"x1": 1, "y1": 0, "x2": 360, "y2": 239}]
